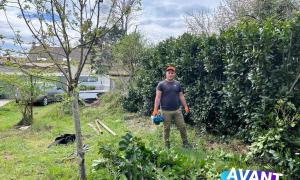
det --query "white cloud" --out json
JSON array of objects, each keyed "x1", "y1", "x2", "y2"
[
  {"x1": 0, "y1": 2, "x2": 40, "y2": 52},
  {"x1": 141, "y1": 23, "x2": 186, "y2": 44},
  {"x1": 137, "y1": 0, "x2": 222, "y2": 43},
  {"x1": 0, "y1": 0, "x2": 116, "y2": 50},
  {"x1": 0, "y1": 0, "x2": 222, "y2": 52}
]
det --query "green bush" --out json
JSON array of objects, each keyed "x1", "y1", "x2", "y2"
[
  {"x1": 247, "y1": 100, "x2": 300, "y2": 178},
  {"x1": 121, "y1": 87, "x2": 143, "y2": 112},
  {"x1": 92, "y1": 133, "x2": 208, "y2": 179},
  {"x1": 220, "y1": 17, "x2": 300, "y2": 141},
  {"x1": 124, "y1": 16, "x2": 300, "y2": 141},
  {"x1": 79, "y1": 85, "x2": 96, "y2": 90}
]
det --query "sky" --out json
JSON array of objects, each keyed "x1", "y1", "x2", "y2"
[
  {"x1": 0, "y1": 0, "x2": 222, "y2": 55},
  {"x1": 138, "y1": 0, "x2": 222, "y2": 43}
]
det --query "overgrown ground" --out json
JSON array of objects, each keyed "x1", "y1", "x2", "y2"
[{"x1": 0, "y1": 92, "x2": 267, "y2": 179}]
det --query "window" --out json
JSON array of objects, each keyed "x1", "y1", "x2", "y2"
[
  {"x1": 88, "y1": 76, "x2": 98, "y2": 82},
  {"x1": 37, "y1": 57, "x2": 47, "y2": 61},
  {"x1": 79, "y1": 76, "x2": 98, "y2": 82}
]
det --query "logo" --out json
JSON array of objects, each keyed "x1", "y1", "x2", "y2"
[{"x1": 220, "y1": 168, "x2": 283, "y2": 180}]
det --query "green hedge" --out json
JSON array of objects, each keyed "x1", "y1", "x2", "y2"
[
  {"x1": 121, "y1": 16, "x2": 300, "y2": 177},
  {"x1": 123, "y1": 16, "x2": 300, "y2": 141}
]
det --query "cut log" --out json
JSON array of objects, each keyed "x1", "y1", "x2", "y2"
[
  {"x1": 94, "y1": 120, "x2": 103, "y2": 134},
  {"x1": 96, "y1": 119, "x2": 116, "y2": 136}
]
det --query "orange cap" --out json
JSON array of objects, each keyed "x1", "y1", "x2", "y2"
[{"x1": 166, "y1": 66, "x2": 176, "y2": 72}]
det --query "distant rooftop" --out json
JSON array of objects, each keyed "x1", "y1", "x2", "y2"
[{"x1": 28, "y1": 44, "x2": 91, "y2": 64}]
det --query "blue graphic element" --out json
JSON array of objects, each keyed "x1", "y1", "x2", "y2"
[{"x1": 220, "y1": 169, "x2": 283, "y2": 180}]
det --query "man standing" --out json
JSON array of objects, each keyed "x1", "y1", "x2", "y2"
[{"x1": 152, "y1": 66, "x2": 191, "y2": 148}]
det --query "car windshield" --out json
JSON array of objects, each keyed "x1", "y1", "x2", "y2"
[{"x1": 35, "y1": 82, "x2": 58, "y2": 91}]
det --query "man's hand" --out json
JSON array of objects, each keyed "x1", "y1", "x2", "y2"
[
  {"x1": 185, "y1": 106, "x2": 190, "y2": 113},
  {"x1": 152, "y1": 109, "x2": 158, "y2": 116}
]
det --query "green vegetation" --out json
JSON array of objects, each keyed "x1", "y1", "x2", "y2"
[
  {"x1": 123, "y1": 15, "x2": 300, "y2": 177},
  {"x1": 1, "y1": 0, "x2": 300, "y2": 178},
  {"x1": 0, "y1": 92, "x2": 269, "y2": 179},
  {"x1": 0, "y1": 93, "x2": 124, "y2": 179},
  {"x1": 79, "y1": 85, "x2": 96, "y2": 91},
  {"x1": 247, "y1": 100, "x2": 300, "y2": 176},
  {"x1": 0, "y1": 74, "x2": 38, "y2": 126},
  {"x1": 1, "y1": 8, "x2": 300, "y2": 180},
  {"x1": 2, "y1": 16, "x2": 300, "y2": 179}
]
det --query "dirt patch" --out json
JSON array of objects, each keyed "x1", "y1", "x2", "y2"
[
  {"x1": 33, "y1": 125, "x2": 54, "y2": 132},
  {"x1": 123, "y1": 113, "x2": 249, "y2": 154},
  {"x1": 0, "y1": 130, "x2": 25, "y2": 140},
  {"x1": 2, "y1": 151, "x2": 14, "y2": 160},
  {"x1": 203, "y1": 136, "x2": 249, "y2": 154},
  {"x1": 124, "y1": 113, "x2": 157, "y2": 134}
]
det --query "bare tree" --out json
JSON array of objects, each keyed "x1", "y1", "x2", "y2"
[
  {"x1": 184, "y1": 9, "x2": 216, "y2": 36},
  {"x1": 184, "y1": 0, "x2": 254, "y2": 35},
  {"x1": 0, "y1": 0, "x2": 127, "y2": 179},
  {"x1": 214, "y1": 0, "x2": 255, "y2": 30},
  {"x1": 111, "y1": 0, "x2": 142, "y2": 35},
  {"x1": 90, "y1": 0, "x2": 142, "y2": 76},
  {"x1": 214, "y1": 0, "x2": 300, "y2": 30},
  {"x1": 185, "y1": 0, "x2": 300, "y2": 34}
]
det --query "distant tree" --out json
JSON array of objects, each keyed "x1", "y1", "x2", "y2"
[
  {"x1": 184, "y1": 9, "x2": 216, "y2": 36},
  {"x1": 90, "y1": 0, "x2": 142, "y2": 75},
  {"x1": 111, "y1": 0, "x2": 142, "y2": 35},
  {"x1": 0, "y1": 73, "x2": 55, "y2": 126},
  {"x1": 185, "y1": 0, "x2": 300, "y2": 33},
  {"x1": 90, "y1": 25, "x2": 124, "y2": 74},
  {"x1": 215, "y1": 0, "x2": 300, "y2": 30},
  {"x1": 112, "y1": 31, "x2": 144, "y2": 87},
  {"x1": 0, "y1": 74, "x2": 36, "y2": 125}
]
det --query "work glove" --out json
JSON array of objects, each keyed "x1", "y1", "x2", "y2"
[
  {"x1": 185, "y1": 106, "x2": 190, "y2": 113},
  {"x1": 152, "y1": 109, "x2": 158, "y2": 116}
]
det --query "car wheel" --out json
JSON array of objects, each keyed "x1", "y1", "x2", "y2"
[{"x1": 42, "y1": 97, "x2": 48, "y2": 106}]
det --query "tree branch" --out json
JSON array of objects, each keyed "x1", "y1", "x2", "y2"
[{"x1": 17, "y1": 0, "x2": 70, "y2": 83}]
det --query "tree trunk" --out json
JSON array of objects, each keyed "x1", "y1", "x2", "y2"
[
  {"x1": 16, "y1": 75, "x2": 34, "y2": 127},
  {"x1": 289, "y1": 70, "x2": 300, "y2": 94},
  {"x1": 71, "y1": 90, "x2": 86, "y2": 180},
  {"x1": 16, "y1": 104, "x2": 33, "y2": 127},
  {"x1": 30, "y1": 75, "x2": 33, "y2": 121}
]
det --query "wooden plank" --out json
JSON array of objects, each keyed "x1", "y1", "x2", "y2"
[
  {"x1": 88, "y1": 123, "x2": 100, "y2": 135},
  {"x1": 96, "y1": 119, "x2": 116, "y2": 136},
  {"x1": 94, "y1": 120, "x2": 103, "y2": 134}
]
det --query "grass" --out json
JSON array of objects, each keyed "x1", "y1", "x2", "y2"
[{"x1": 0, "y1": 92, "x2": 268, "y2": 179}]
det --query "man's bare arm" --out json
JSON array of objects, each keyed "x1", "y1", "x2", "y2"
[
  {"x1": 154, "y1": 90, "x2": 162, "y2": 113},
  {"x1": 179, "y1": 92, "x2": 188, "y2": 110}
]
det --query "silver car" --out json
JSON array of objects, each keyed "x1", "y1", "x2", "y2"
[{"x1": 16, "y1": 82, "x2": 65, "y2": 106}]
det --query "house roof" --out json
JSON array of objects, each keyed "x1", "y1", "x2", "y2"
[{"x1": 28, "y1": 45, "x2": 91, "y2": 64}]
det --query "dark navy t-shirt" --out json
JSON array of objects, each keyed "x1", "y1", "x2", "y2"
[{"x1": 157, "y1": 80, "x2": 182, "y2": 111}]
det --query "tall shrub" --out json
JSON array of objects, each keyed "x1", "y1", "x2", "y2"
[{"x1": 124, "y1": 16, "x2": 300, "y2": 141}]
